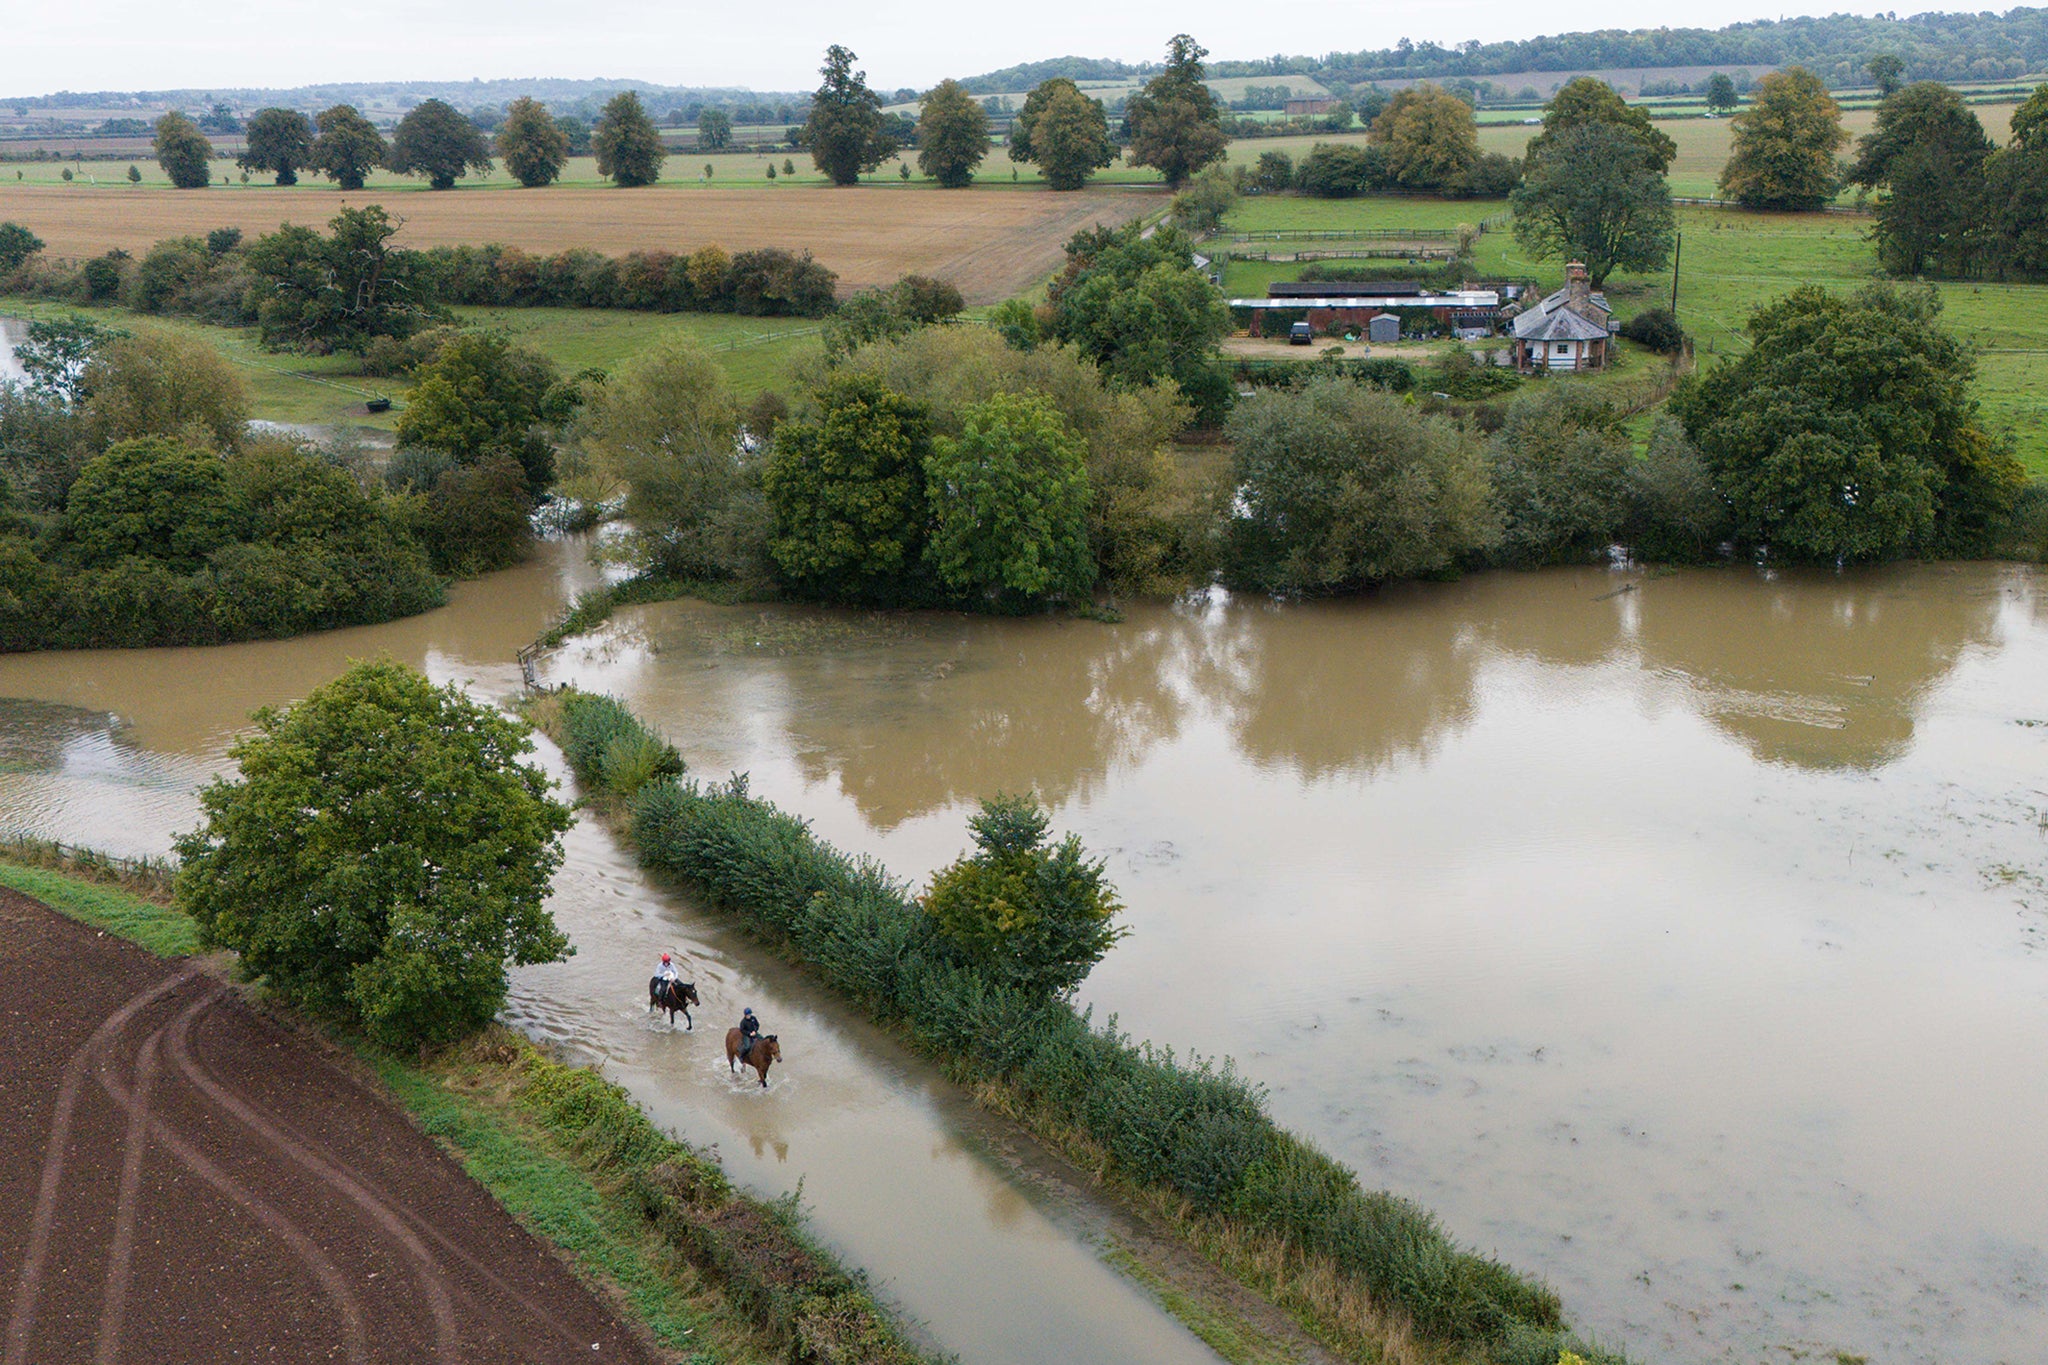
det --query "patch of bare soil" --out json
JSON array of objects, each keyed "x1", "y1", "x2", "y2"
[{"x1": 0, "y1": 889, "x2": 662, "y2": 1365}]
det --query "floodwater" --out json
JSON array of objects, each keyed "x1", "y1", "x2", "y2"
[
  {"x1": 2, "y1": 547, "x2": 2043, "y2": 1363},
  {"x1": 0, "y1": 318, "x2": 25, "y2": 384},
  {"x1": 0, "y1": 538, "x2": 1223, "y2": 1365}
]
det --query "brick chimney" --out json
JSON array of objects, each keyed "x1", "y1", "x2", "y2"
[{"x1": 1565, "y1": 261, "x2": 1590, "y2": 305}]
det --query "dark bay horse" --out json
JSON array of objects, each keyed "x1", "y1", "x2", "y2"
[
  {"x1": 725, "y1": 1029, "x2": 781, "y2": 1087},
  {"x1": 648, "y1": 977, "x2": 700, "y2": 1029}
]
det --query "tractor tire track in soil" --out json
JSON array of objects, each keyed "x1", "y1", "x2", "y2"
[{"x1": 0, "y1": 889, "x2": 663, "y2": 1365}]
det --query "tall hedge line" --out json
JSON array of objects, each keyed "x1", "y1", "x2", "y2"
[{"x1": 547, "y1": 689, "x2": 1610, "y2": 1357}]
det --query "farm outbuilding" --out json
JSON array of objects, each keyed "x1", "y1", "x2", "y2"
[
  {"x1": 1368, "y1": 314, "x2": 1402, "y2": 344},
  {"x1": 1231, "y1": 288, "x2": 1500, "y2": 340}
]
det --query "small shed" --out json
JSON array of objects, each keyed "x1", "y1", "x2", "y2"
[{"x1": 1367, "y1": 313, "x2": 1402, "y2": 344}]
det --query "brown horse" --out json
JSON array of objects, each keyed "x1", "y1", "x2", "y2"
[
  {"x1": 648, "y1": 977, "x2": 700, "y2": 1030},
  {"x1": 725, "y1": 1029, "x2": 781, "y2": 1087}
]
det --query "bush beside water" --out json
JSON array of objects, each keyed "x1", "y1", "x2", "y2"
[{"x1": 548, "y1": 689, "x2": 1621, "y2": 1357}]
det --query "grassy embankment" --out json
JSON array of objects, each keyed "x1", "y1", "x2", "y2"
[
  {"x1": 1215, "y1": 183, "x2": 2048, "y2": 478},
  {"x1": 0, "y1": 838, "x2": 932, "y2": 1365},
  {"x1": 531, "y1": 689, "x2": 1625, "y2": 1365}
]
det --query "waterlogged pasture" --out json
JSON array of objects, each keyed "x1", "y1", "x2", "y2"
[{"x1": 530, "y1": 562, "x2": 2048, "y2": 1365}]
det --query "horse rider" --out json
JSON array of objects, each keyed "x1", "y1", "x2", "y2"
[
  {"x1": 737, "y1": 1006, "x2": 761, "y2": 1059},
  {"x1": 656, "y1": 953, "x2": 680, "y2": 997}
]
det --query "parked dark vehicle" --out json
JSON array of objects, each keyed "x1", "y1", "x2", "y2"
[{"x1": 1288, "y1": 321, "x2": 1313, "y2": 345}]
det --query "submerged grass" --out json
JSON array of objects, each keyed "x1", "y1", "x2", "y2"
[{"x1": 535, "y1": 686, "x2": 1630, "y2": 1365}]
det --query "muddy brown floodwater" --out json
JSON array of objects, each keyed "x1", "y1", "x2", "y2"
[{"x1": 2, "y1": 543, "x2": 2042, "y2": 1363}]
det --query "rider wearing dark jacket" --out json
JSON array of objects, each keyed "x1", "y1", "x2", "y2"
[{"x1": 738, "y1": 1007, "x2": 761, "y2": 1057}]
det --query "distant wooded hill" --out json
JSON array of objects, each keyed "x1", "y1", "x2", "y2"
[
  {"x1": 1209, "y1": 8, "x2": 2048, "y2": 89},
  {"x1": 0, "y1": 79, "x2": 809, "y2": 118}
]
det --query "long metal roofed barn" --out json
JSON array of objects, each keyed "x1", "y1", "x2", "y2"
[{"x1": 1230, "y1": 281, "x2": 1506, "y2": 340}]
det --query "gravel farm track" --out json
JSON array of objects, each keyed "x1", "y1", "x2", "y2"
[
  {"x1": 0, "y1": 183, "x2": 1164, "y2": 303},
  {"x1": 0, "y1": 889, "x2": 664, "y2": 1365}
]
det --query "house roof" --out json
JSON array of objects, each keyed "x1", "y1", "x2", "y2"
[
  {"x1": 1509, "y1": 283, "x2": 1613, "y2": 342},
  {"x1": 1512, "y1": 307, "x2": 1610, "y2": 342}
]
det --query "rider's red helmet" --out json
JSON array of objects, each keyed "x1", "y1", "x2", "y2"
[{"x1": 661, "y1": 953, "x2": 671, "y2": 962}]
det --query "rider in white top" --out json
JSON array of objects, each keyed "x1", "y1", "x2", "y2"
[{"x1": 657, "y1": 953, "x2": 680, "y2": 984}]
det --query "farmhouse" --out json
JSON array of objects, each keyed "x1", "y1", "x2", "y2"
[{"x1": 1506, "y1": 262, "x2": 1615, "y2": 372}]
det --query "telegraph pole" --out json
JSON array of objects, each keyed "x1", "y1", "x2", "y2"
[{"x1": 1670, "y1": 230, "x2": 1682, "y2": 318}]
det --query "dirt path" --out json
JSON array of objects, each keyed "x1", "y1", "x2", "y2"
[{"x1": 0, "y1": 890, "x2": 663, "y2": 1365}]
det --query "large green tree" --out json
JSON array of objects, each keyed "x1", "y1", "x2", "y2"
[
  {"x1": 396, "y1": 331, "x2": 565, "y2": 490},
  {"x1": 916, "y1": 79, "x2": 990, "y2": 188},
  {"x1": 174, "y1": 661, "x2": 572, "y2": 1051},
  {"x1": 804, "y1": 45, "x2": 895, "y2": 186},
  {"x1": 1485, "y1": 388, "x2": 1634, "y2": 565},
  {"x1": 1048, "y1": 222, "x2": 1232, "y2": 425},
  {"x1": 578, "y1": 334, "x2": 763, "y2": 581},
  {"x1": 388, "y1": 98, "x2": 493, "y2": 190},
  {"x1": 63, "y1": 437, "x2": 243, "y2": 571},
  {"x1": 1983, "y1": 86, "x2": 2048, "y2": 279},
  {"x1": 1718, "y1": 66, "x2": 1848, "y2": 211},
  {"x1": 593, "y1": 90, "x2": 666, "y2": 187},
  {"x1": 1848, "y1": 81, "x2": 1992, "y2": 276},
  {"x1": 2011, "y1": 82, "x2": 2048, "y2": 151},
  {"x1": 1124, "y1": 34, "x2": 1228, "y2": 188},
  {"x1": 1009, "y1": 78, "x2": 1116, "y2": 190},
  {"x1": 1668, "y1": 283, "x2": 2024, "y2": 560},
  {"x1": 1512, "y1": 122, "x2": 1676, "y2": 286},
  {"x1": 244, "y1": 205, "x2": 431, "y2": 353},
  {"x1": 923, "y1": 392, "x2": 1094, "y2": 605},
  {"x1": 697, "y1": 107, "x2": 732, "y2": 150},
  {"x1": 762, "y1": 372, "x2": 933, "y2": 602},
  {"x1": 0, "y1": 221, "x2": 42, "y2": 275},
  {"x1": 826, "y1": 326, "x2": 1194, "y2": 596},
  {"x1": 1705, "y1": 73, "x2": 1741, "y2": 114},
  {"x1": 239, "y1": 108, "x2": 313, "y2": 185},
  {"x1": 309, "y1": 104, "x2": 387, "y2": 190},
  {"x1": 1867, "y1": 53, "x2": 1906, "y2": 97},
  {"x1": 1223, "y1": 377, "x2": 1496, "y2": 591},
  {"x1": 921, "y1": 796, "x2": 1122, "y2": 999},
  {"x1": 1526, "y1": 77, "x2": 1677, "y2": 172},
  {"x1": 78, "y1": 329, "x2": 249, "y2": 452},
  {"x1": 1368, "y1": 83, "x2": 1479, "y2": 189},
  {"x1": 152, "y1": 111, "x2": 213, "y2": 190},
  {"x1": 495, "y1": 96, "x2": 570, "y2": 187}
]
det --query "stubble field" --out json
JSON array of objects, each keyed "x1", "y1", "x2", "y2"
[{"x1": 0, "y1": 181, "x2": 1163, "y2": 302}]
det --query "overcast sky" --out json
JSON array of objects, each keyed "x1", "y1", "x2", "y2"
[{"x1": 10, "y1": 0, "x2": 1910, "y2": 96}]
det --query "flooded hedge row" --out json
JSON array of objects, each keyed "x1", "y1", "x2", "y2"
[{"x1": 547, "y1": 688, "x2": 1619, "y2": 1361}]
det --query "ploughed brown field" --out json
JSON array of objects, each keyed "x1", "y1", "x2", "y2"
[
  {"x1": 0, "y1": 890, "x2": 663, "y2": 1365},
  {"x1": 0, "y1": 183, "x2": 1164, "y2": 302}
]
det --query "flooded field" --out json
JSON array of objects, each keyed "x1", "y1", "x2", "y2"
[{"x1": 1, "y1": 543, "x2": 2042, "y2": 1362}]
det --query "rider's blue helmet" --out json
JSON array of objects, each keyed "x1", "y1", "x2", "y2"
[{"x1": 743, "y1": 1007, "x2": 754, "y2": 1016}]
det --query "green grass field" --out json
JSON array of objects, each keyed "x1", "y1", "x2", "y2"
[
  {"x1": 1217, "y1": 195, "x2": 2048, "y2": 476},
  {"x1": 2, "y1": 296, "x2": 821, "y2": 429}
]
